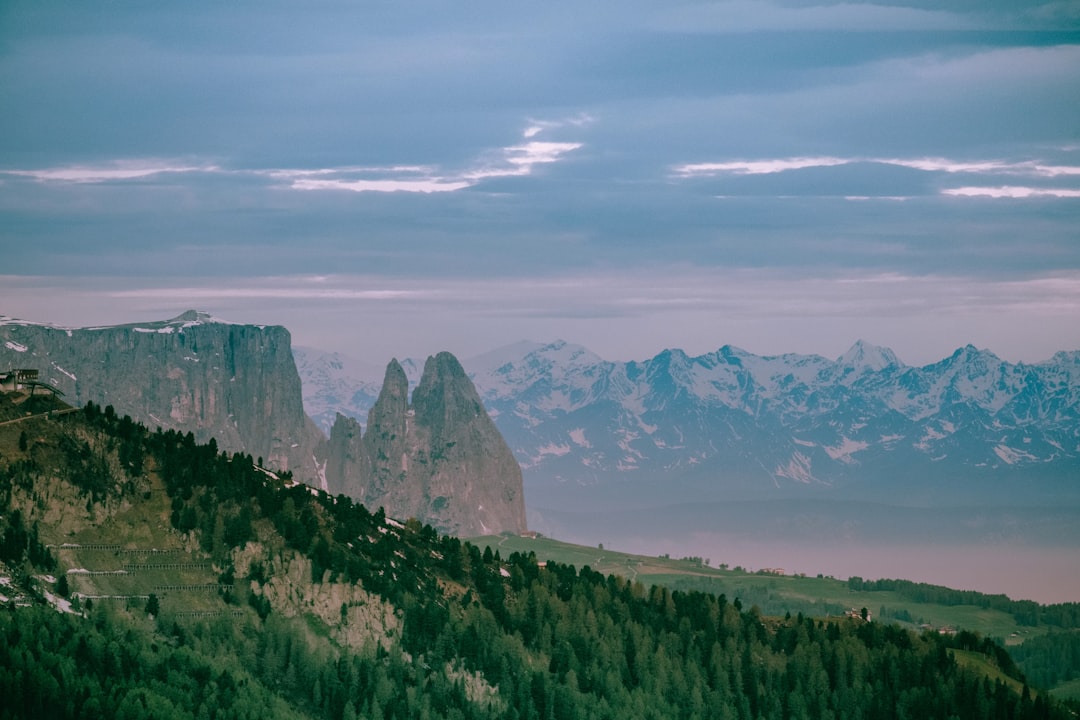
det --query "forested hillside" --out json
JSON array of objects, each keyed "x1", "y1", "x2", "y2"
[{"x1": 0, "y1": 394, "x2": 1075, "y2": 719}]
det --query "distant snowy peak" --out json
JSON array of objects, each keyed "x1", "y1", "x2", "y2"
[
  {"x1": 943, "y1": 344, "x2": 1001, "y2": 369},
  {"x1": 465, "y1": 340, "x2": 548, "y2": 375},
  {"x1": 837, "y1": 339, "x2": 901, "y2": 373},
  {"x1": 1048, "y1": 350, "x2": 1080, "y2": 366},
  {"x1": 466, "y1": 340, "x2": 608, "y2": 400}
]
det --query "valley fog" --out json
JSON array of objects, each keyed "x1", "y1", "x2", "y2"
[{"x1": 564, "y1": 533, "x2": 1080, "y2": 606}]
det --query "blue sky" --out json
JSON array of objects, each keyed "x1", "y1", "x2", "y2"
[{"x1": 2, "y1": 0, "x2": 1078, "y2": 365}]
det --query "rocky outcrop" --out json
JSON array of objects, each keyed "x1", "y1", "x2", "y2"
[
  {"x1": 325, "y1": 352, "x2": 527, "y2": 537},
  {"x1": 0, "y1": 311, "x2": 324, "y2": 478},
  {"x1": 237, "y1": 543, "x2": 400, "y2": 652}
]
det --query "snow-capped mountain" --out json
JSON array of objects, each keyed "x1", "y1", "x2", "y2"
[
  {"x1": 294, "y1": 340, "x2": 1080, "y2": 509},
  {"x1": 293, "y1": 346, "x2": 423, "y2": 435}
]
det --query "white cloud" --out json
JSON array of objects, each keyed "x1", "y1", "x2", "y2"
[
  {"x1": 466, "y1": 141, "x2": 583, "y2": 180},
  {"x1": 523, "y1": 114, "x2": 595, "y2": 139},
  {"x1": 843, "y1": 196, "x2": 913, "y2": 202},
  {"x1": 262, "y1": 166, "x2": 438, "y2": 179},
  {"x1": 673, "y1": 157, "x2": 849, "y2": 176},
  {"x1": 290, "y1": 178, "x2": 471, "y2": 194},
  {"x1": 942, "y1": 186, "x2": 1080, "y2": 198},
  {"x1": 673, "y1": 155, "x2": 1080, "y2": 184},
  {"x1": 886, "y1": 158, "x2": 1080, "y2": 176},
  {"x1": 1, "y1": 117, "x2": 587, "y2": 194},
  {"x1": 1, "y1": 160, "x2": 219, "y2": 183}
]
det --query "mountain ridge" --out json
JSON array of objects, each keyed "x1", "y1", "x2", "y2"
[
  {"x1": 295, "y1": 338, "x2": 1080, "y2": 510},
  {"x1": 1, "y1": 310, "x2": 324, "y2": 478},
  {"x1": 322, "y1": 352, "x2": 528, "y2": 537}
]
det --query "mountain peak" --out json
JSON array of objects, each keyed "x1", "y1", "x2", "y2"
[
  {"x1": 366, "y1": 360, "x2": 410, "y2": 428},
  {"x1": 412, "y1": 352, "x2": 484, "y2": 434},
  {"x1": 164, "y1": 310, "x2": 238, "y2": 326},
  {"x1": 838, "y1": 339, "x2": 900, "y2": 372},
  {"x1": 535, "y1": 340, "x2": 603, "y2": 365},
  {"x1": 946, "y1": 344, "x2": 1001, "y2": 364},
  {"x1": 331, "y1": 350, "x2": 526, "y2": 536}
]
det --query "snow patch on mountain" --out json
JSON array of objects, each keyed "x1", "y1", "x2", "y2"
[
  {"x1": 51, "y1": 363, "x2": 76, "y2": 381},
  {"x1": 568, "y1": 428, "x2": 591, "y2": 448},
  {"x1": 994, "y1": 445, "x2": 1038, "y2": 465},
  {"x1": 824, "y1": 437, "x2": 869, "y2": 464},
  {"x1": 837, "y1": 339, "x2": 900, "y2": 374},
  {"x1": 775, "y1": 452, "x2": 815, "y2": 484},
  {"x1": 534, "y1": 442, "x2": 571, "y2": 459}
]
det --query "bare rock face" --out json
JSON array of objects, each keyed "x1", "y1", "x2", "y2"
[
  {"x1": 0, "y1": 311, "x2": 324, "y2": 477},
  {"x1": 359, "y1": 360, "x2": 412, "y2": 506},
  {"x1": 326, "y1": 352, "x2": 527, "y2": 536},
  {"x1": 325, "y1": 412, "x2": 365, "y2": 498}
]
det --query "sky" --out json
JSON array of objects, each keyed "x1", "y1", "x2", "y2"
[{"x1": 2, "y1": 0, "x2": 1079, "y2": 367}]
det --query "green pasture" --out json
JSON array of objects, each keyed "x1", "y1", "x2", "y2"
[{"x1": 473, "y1": 534, "x2": 1058, "y2": 643}]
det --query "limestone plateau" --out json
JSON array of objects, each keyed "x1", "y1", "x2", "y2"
[
  {"x1": 323, "y1": 352, "x2": 527, "y2": 537},
  {"x1": 0, "y1": 311, "x2": 323, "y2": 477}
]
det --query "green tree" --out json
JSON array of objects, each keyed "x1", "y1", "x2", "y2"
[{"x1": 145, "y1": 593, "x2": 160, "y2": 617}]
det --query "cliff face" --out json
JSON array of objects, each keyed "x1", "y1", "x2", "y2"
[
  {"x1": 0, "y1": 312, "x2": 526, "y2": 534},
  {"x1": 358, "y1": 360, "x2": 412, "y2": 507},
  {"x1": 326, "y1": 352, "x2": 527, "y2": 537},
  {"x1": 0, "y1": 311, "x2": 324, "y2": 478}
]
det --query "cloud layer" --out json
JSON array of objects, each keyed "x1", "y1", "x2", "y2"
[{"x1": 1, "y1": 0, "x2": 1077, "y2": 363}]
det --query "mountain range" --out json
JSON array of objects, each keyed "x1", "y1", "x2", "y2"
[
  {"x1": 295, "y1": 339, "x2": 1080, "y2": 513},
  {"x1": 4, "y1": 310, "x2": 1077, "y2": 546}
]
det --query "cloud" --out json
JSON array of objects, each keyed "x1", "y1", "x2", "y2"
[
  {"x1": 885, "y1": 158, "x2": 1080, "y2": 177},
  {"x1": 1, "y1": 160, "x2": 219, "y2": 183},
  {"x1": 673, "y1": 157, "x2": 850, "y2": 176},
  {"x1": 523, "y1": 113, "x2": 595, "y2": 139},
  {"x1": 941, "y1": 186, "x2": 1080, "y2": 198},
  {"x1": 653, "y1": 1, "x2": 990, "y2": 33},
  {"x1": 0, "y1": 118, "x2": 587, "y2": 194},
  {"x1": 289, "y1": 178, "x2": 472, "y2": 194},
  {"x1": 465, "y1": 141, "x2": 584, "y2": 180},
  {"x1": 673, "y1": 155, "x2": 1080, "y2": 179}
]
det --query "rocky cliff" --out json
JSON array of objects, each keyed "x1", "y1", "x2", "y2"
[
  {"x1": 325, "y1": 352, "x2": 527, "y2": 536},
  {"x1": 0, "y1": 311, "x2": 324, "y2": 478}
]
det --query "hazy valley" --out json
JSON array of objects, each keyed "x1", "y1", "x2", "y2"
[
  {"x1": 294, "y1": 338, "x2": 1080, "y2": 605},
  {"x1": 5, "y1": 313, "x2": 1079, "y2": 605}
]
